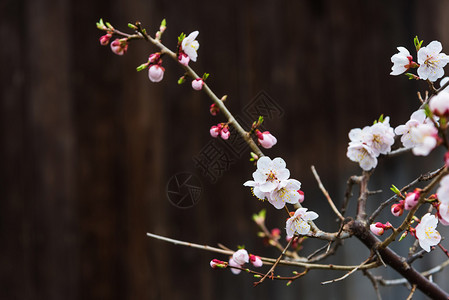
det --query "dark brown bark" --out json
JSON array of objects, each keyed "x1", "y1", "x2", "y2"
[{"x1": 348, "y1": 220, "x2": 449, "y2": 300}]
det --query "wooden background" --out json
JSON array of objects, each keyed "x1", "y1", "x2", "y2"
[{"x1": 1, "y1": 0, "x2": 449, "y2": 299}]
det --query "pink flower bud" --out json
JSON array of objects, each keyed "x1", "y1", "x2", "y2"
[
  {"x1": 370, "y1": 222, "x2": 385, "y2": 236},
  {"x1": 256, "y1": 130, "x2": 277, "y2": 149},
  {"x1": 148, "y1": 53, "x2": 161, "y2": 64},
  {"x1": 110, "y1": 38, "x2": 128, "y2": 55},
  {"x1": 391, "y1": 200, "x2": 404, "y2": 217},
  {"x1": 210, "y1": 259, "x2": 226, "y2": 269},
  {"x1": 249, "y1": 254, "x2": 263, "y2": 267},
  {"x1": 210, "y1": 125, "x2": 220, "y2": 138},
  {"x1": 297, "y1": 190, "x2": 305, "y2": 203},
  {"x1": 220, "y1": 127, "x2": 230, "y2": 140},
  {"x1": 99, "y1": 33, "x2": 112, "y2": 45},
  {"x1": 148, "y1": 65, "x2": 165, "y2": 82},
  {"x1": 192, "y1": 78, "x2": 204, "y2": 90},
  {"x1": 209, "y1": 103, "x2": 219, "y2": 116},
  {"x1": 404, "y1": 189, "x2": 420, "y2": 210},
  {"x1": 178, "y1": 52, "x2": 190, "y2": 66}
]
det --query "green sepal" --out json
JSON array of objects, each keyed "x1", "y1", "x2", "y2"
[
  {"x1": 128, "y1": 23, "x2": 138, "y2": 30},
  {"x1": 177, "y1": 76, "x2": 186, "y2": 85},
  {"x1": 405, "y1": 73, "x2": 419, "y2": 80},
  {"x1": 161, "y1": 19, "x2": 166, "y2": 27},
  {"x1": 178, "y1": 33, "x2": 186, "y2": 43},
  {"x1": 202, "y1": 73, "x2": 210, "y2": 81},
  {"x1": 390, "y1": 185, "x2": 401, "y2": 195},
  {"x1": 414, "y1": 36, "x2": 423, "y2": 51},
  {"x1": 136, "y1": 63, "x2": 149, "y2": 72}
]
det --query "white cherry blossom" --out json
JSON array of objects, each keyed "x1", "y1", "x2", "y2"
[
  {"x1": 365, "y1": 117, "x2": 395, "y2": 156},
  {"x1": 346, "y1": 142, "x2": 378, "y2": 171},
  {"x1": 417, "y1": 41, "x2": 449, "y2": 82},
  {"x1": 429, "y1": 91, "x2": 449, "y2": 117},
  {"x1": 390, "y1": 47, "x2": 413, "y2": 75},
  {"x1": 410, "y1": 123, "x2": 438, "y2": 156},
  {"x1": 439, "y1": 202, "x2": 449, "y2": 226},
  {"x1": 285, "y1": 207, "x2": 319, "y2": 239},
  {"x1": 244, "y1": 157, "x2": 290, "y2": 194},
  {"x1": 395, "y1": 109, "x2": 428, "y2": 148},
  {"x1": 437, "y1": 175, "x2": 449, "y2": 204},
  {"x1": 415, "y1": 213, "x2": 441, "y2": 252},
  {"x1": 181, "y1": 31, "x2": 200, "y2": 62},
  {"x1": 268, "y1": 179, "x2": 302, "y2": 209}
]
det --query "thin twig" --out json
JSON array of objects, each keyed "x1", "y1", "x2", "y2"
[
  {"x1": 321, "y1": 257, "x2": 370, "y2": 285},
  {"x1": 341, "y1": 175, "x2": 361, "y2": 216},
  {"x1": 378, "y1": 259, "x2": 449, "y2": 286},
  {"x1": 363, "y1": 270, "x2": 382, "y2": 300},
  {"x1": 311, "y1": 166, "x2": 344, "y2": 221},
  {"x1": 406, "y1": 285, "x2": 417, "y2": 300},
  {"x1": 146, "y1": 232, "x2": 379, "y2": 270},
  {"x1": 254, "y1": 238, "x2": 294, "y2": 286}
]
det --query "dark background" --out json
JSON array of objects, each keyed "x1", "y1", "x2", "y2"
[{"x1": 1, "y1": 0, "x2": 449, "y2": 299}]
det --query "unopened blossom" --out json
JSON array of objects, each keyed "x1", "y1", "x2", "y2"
[
  {"x1": 395, "y1": 109, "x2": 428, "y2": 148},
  {"x1": 148, "y1": 65, "x2": 165, "y2": 82},
  {"x1": 346, "y1": 142, "x2": 378, "y2": 171},
  {"x1": 437, "y1": 175, "x2": 449, "y2": 204},
  {"x1": 297, "y1": 190, "x2": 305, "y2": 203},
  {"x1": 110, "y1": 38, "x2": 128, "y2": 55},
  {"x1": 99, "y1": 33, "x2": 112, "y2": 45},
  {"x1": 178, "y1": 52, "x2": 190, "y2": 66},
  {"x1": 268, "y1": 179, "x2": 302, "y2": 209},
  {"x1": 209, "y1": 103, "x2": 219, "y2": 116},
  {"x1": 415, "y1": 213, "x2": 441, "y2": 252},
  {"x1": 404, "y1": 189, "x2": 420, "y2": 210},
  {"x1": 390, "y1": 47, "x2": 414, "y2": 75},
  {"x1": 244, "y1": 157, "x2": 290, "y2": 194},
  {"x1": 256, "y1": 131, "x2": 277, "y2": 149},
  {"x1": 417, "y1": 41, "x2": 449, "y2": 82},
  {"x1": 370, "y1": 223, "x2": 385, "y2": 236},
  {"x1": 285, "y1": 207, "x2": 319, "y2": 239},
  {"x1": 210, "y1": 125, "x2": 221, "y2": 138},
  {"x1": 210, "y1": 259, "x2": 226, "y2": 269},
  {"x1": 232, "y1": 249, "x2": 249, "y2": 265},
  {"x1": 391, "y1": 200, "x2": 405, "y2": 217},
  {"x1": 220, "y1": 127, "x2": 230, "y2": 140},
  {"x1": 410, "y1": 123, "x2": 438, "y2": 156},
  {"x1": 249, "y1": 254, "x2": 263, "y2": 268},
  {"x1": 228, "y1": 258, "x2": 242, "y2": 275},
  {"x1": 429, "y1": 91, "x2": 449, "y2": 117},
  {"x1": 181, "y1": 31, "x2": 200, "y2": 62},
  {"x1": 192, "y1": 78, "x2": 204, "y2": 90}
]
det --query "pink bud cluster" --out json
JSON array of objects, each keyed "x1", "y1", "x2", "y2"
[
  {"x1": 225, "y1": 249, "x2": 263, "y2": 275},
  {"x1": 210, "y1": 123, "x2": 230, "y2": 140},
  {"x1": 147, "y1": 53, "x2": 165, "y2": 83},
  {"x1": 110, "y1": 38, "x2": 129, "y2": 56}
]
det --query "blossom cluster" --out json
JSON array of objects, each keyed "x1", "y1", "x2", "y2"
[
  {"x1": 390, "y1": 40, "x2": 449, "y2": 82},
  {"x1": 244, "y1": 157, "x2": 303, "y2": 209},
  {"x1": 346, "y1": 117, "x2": 395, "y2": 170},
  {"x1": 244, "y1": 157, "x2": 318, "y2": 238},
  {"x1": 225, "y1": 249, "x2": 262, "y2": 275}
]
